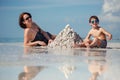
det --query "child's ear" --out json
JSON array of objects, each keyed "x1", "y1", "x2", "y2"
[{"x1": 89, "y1": 23, "x2": 92, "y2": 26}]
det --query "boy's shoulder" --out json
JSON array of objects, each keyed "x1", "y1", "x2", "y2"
[
  {"x1": 99, "y1": 26, "x2": 105, "y2": 30},
  {"x1": 89, "y1": 29, "x2": 94, "y2": 34}
]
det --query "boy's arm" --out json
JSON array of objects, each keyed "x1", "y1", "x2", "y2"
[
  {"x1": 84, "y1": 31, "x2": 91, "y2": 41},
  {"x1": 101, "y1": 28, "x2": 112, "y2": 40}
]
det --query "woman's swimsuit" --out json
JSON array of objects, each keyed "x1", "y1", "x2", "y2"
[{"x1": 31, "y1": 29, "x2": 52, "y2": 46}]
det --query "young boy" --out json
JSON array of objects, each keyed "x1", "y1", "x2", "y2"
[{"x1": 75, "y1": 16, "x2": 112, "y2": 48}]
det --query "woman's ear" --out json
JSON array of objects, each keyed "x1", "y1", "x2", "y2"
[{"x1": 22, "y1": 21, "x2": 26, "y2": 25}]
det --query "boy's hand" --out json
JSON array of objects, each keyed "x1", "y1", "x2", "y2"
[
  {"x1": 85, "y1": 43, "x2": 90, "y2": 48},
  {"x1": 108, "y1": 36, "x2": 112, "y2": 40}
]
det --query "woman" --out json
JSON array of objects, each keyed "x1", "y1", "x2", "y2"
[{"x1": 19, "y1": 12, "x2": 56, "y2": 46}]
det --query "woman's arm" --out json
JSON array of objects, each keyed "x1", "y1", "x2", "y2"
[{"x1": 24, "y1": 29, "x2": 46, "y2": 46}]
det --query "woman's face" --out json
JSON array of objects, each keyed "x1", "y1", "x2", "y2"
[{"x1": 23, "y1": 14, "x2": 32, "y2": 27}]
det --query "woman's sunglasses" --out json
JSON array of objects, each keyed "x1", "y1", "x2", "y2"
[{"x1": 24, "y1": 16, "x2": 31, "y2": 21}]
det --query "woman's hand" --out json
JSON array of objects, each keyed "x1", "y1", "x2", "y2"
[
  {"x1": 37, "y1": 41, "x2": 47, "y2": 46},
  {"x1": 48, "y1": 39, "x2": 53, "y2": 43}
]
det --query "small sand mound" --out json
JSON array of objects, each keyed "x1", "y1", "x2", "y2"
[{"x1": 48, "y1": 24, "x2": 83, "y2": 48}]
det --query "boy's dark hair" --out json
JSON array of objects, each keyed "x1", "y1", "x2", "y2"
[
  {"x1": 89, "y1": 15, "x2": 99, "y2": 23},
  {"x1": 19, "y1": 12, "x2": 32, "y2": 29}
]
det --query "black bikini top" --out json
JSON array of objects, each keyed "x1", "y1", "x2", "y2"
[{"x1": 31, "y1": 28, "x2": 48, "y2": 44}]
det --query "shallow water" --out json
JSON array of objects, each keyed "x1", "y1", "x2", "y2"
[{"x1": 0, "y1": 42, "x2": 120, "y2": 80}]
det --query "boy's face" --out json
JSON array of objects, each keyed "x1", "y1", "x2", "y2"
[{"x1": 90, "y1": 18, "x2": 99, "y2": 28}]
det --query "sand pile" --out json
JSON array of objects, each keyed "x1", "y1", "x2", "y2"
[{"x1": 48, "y1": 24, "x2": 83, "y2": 48}]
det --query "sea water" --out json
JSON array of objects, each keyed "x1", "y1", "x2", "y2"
[{"x1": 0, "y1": 38, "x2": 120, "y2": 80}]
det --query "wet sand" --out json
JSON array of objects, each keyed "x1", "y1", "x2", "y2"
[{"x1": 0, "y1": 42, "x2": 120, "y2": 80}]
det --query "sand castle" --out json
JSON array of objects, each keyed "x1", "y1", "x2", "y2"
[{"x1": 48, "y1": 24, "x2": 83, "y2": 48}]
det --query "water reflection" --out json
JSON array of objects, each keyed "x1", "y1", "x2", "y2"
[
  {"x1": 86, "y1": 49, "x2": 107, "y2": 80},
  {"x1": 59, "y1": 64, "x2": 76, "y2": 79},
  {"x1": 22, "y1": 46, "x2": 108, "y2": 80},
  {"x1": 24, "y1": 46, "x2": 48, "y2": 54},
  {"x1": 18, "y1": 47, "x2": 46, "y2": 80},
  {"x1": 18, "y1": 66, "x2": 44, "y2": 80}
]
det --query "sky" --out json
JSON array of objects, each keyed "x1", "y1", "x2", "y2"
[{"x1": 0, "y1": 0, "x2": 120, "y2": 40}]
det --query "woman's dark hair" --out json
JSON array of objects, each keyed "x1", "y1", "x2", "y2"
[
  {"x1": 19, "y1": 12, "x2": 32, "y2": 29},
  {"x1": 89, "y1": 15, "x2": 99, "y2": 23},
  {"x1": 18, "y1": 72, "x2": 26, "y2": 80}
]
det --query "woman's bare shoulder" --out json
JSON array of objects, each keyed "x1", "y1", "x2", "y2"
[
  {"x1": 24, "y1": 28, "x2": 32, "y2": 36},
  {"x1": 24, "y1": 28, "x2": 31, "y2": 32}
]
